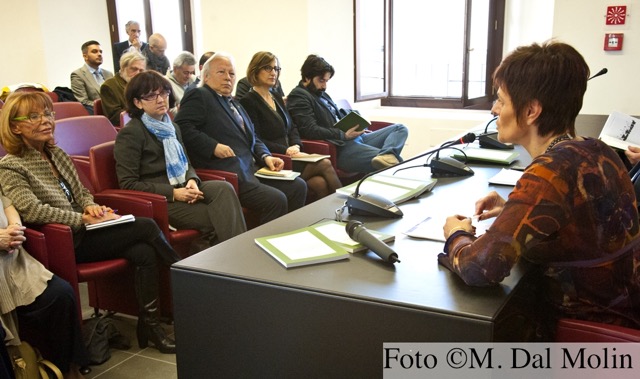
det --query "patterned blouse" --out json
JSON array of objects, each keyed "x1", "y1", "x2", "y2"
[
  {"x1": 442, "y1": 138, "x2": 640, "y2": 328},
  {"x1": 0, "y1": 146, "x2": 97, "y2": 231}
]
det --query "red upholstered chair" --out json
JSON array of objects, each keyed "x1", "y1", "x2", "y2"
[
  {"x1": 27, "y1": 193, "x2": 156, "y2": 319},
  {"x1": 23, "y1": 228, "x2": 48, "y2": 268},
  {"x1": 45, "y1": 91, "x2": 59, "y2": 103},
  {"x1": 555, "y1": 318, "x2": 640, "y2": 342},
  {"x1": 89, "y1": 141, "x2": 230, "y2": 257},
  {"x1": 54, "y1": 115, "x2": 118, "y2": 183},
  {"x1": 52, "y1": 101, "x2": 89, "y2": 120},
  {"x1": 120, "y1": 110, "x2": 131, "y2": 129},
  {"x1": 93, "y1": 98, "x2": 103, "y2": 116},
  {"x1": 54, "y1": 115, "x2": 118, "y2": 156}
]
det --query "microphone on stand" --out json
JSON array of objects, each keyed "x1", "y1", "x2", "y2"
[
  {"x1": 477, "y1": 116, "x2": 514, "y2": 150},
  {"x1": 588, "y1": 68, "x2": 608, "y2": 81},
  {"x1": 429, "y1": 133, "x2": 477, "y2": 177},
  {"x1": 346, "y1": 220, "x2": 400, "y2": 263},
  {"x1": 345, "y1": 133, "x2": 477, "y2": 218}
]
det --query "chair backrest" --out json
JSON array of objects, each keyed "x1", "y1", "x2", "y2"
[
  {"x1": 52, "y1": 101, "x2": 89, "y2": 120},
  {"x1": 45, "y1": 91, "x2": 59, "y2": 102},
  {"x1": 54, "y1": 115, "x2": 117, "y2": 156},
  {"x1": 89, "y1": 141, "x2": 119, "y2": 193},
  {"x1": 556, "y1": 318, "x2": 640, "y2": 342},
  {"x1": 93, "y1": 98, "x2": 103, "y2": 116},
  {"x1": 120, "y1": 111, "x2": 132, "y2": 128}
]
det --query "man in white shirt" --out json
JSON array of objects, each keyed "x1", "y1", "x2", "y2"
[
  {"x1": 70, "y1": 40, "x2": 114, "y2": 114},
  {"x1": 166, "y1": 51, "x2": 196, "y2": 116}
]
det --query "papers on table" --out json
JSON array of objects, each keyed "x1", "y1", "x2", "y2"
[
  {"x1": 336, "y1": 175, "x2": 437, "y2": 204},
  {"x1": 255, "y1": 227, "x2": 349, "y2": 268},
  {"x1": 404, "y1": 214, "x2": 493, "y2": 242},
  {"x1": 488, "y1": 168, "x2": 523, "y2": 186},
  {"x1": 452, "y1": 146, "x2": 519, "y2": 165}
]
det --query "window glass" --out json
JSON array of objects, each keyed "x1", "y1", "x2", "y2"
[{"x1": 391, "y1": 0, "x2": 466, "y2": 98}]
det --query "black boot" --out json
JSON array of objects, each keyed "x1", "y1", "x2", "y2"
[
  {"x1": 135, "y1": 267, "x2": 176, "y2": 354},
  {"x1": 150, "y1": 233, "x2": 181, "y2": 265}
]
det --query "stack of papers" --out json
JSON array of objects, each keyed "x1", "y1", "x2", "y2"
[
  {"x1": 291, "y1": 153, "x2": 331, "y2": 163},
  {"x1": 337, "y1": 175, "x2": 437, "y2": 204},
  {"x1": 452, "y1": 146, "x2": 519, "y2": 165},
  {"x1": 404, "y1": 215, "x2": 493, "y2": 242},
  {"x1": 255, "y1": 168, "x2": 301, "y2": 180},
  {"x1": 488, "y1": 168, "x2": 523, "y2": 186},
  {"x1": 86, "y1": 214, "x2": 135, "y2": 230},
  {"x1": 254, "y1": 220, "x2": 395, "y2": 268}
]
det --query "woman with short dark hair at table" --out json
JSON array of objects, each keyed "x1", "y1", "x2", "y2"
[
  {"x1": 116, "y1": 70, "x2": 246, "y2": 249},
  {"x1": 0, "y1": 91, "x2": 180, "y2": 354},
  {"x1": 439, "y1": 41, "x2": 640, "y2": 334},
  {"x1": 240, "y1": 51, "x2": 341, "y2": 199}
]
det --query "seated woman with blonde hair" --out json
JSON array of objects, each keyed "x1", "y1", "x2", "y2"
[{"x1": 0, "y1": 91, "x2": 180, "y2": 355}]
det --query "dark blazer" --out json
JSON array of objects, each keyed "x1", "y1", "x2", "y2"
[
  {"x1": 286, "y1": 83, "x2": 346, "y2": 146},
  {"x1": 239, "y1": 90, "x2": 301, "y2": 155},
  {"x1": 175, "y1": 84, "x2": 271, "y2": 191},
  {"x1": 112, "y1": 41, "x2": 148, "y2": 72},
  {"x1": 114, "y1": 117, "x2": 199, "y2": 201}
]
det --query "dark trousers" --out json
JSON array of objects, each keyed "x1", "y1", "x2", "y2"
[
  {"x1": 16, "y1": 275, "x2": 89, "y2": 373},
  {"x1": 240, "y1": 177, "x2": 307, "y2": 224}
]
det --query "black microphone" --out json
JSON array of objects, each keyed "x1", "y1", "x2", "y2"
[
  {"x1": 346, "y1": 220, "x2": 400, "y2": 263},
  {"x1": 345, "y1": 133, "x2": 476, "y2": 218},
  {"x1": 588, "y1": 68, "x2": 608, "y2": 81},
  {"x1": 429, "y1": 133, "x2": 476, "y2": 177},
  {"x1": 477, "y1": 116, "x2": 513, "y2": 150}
]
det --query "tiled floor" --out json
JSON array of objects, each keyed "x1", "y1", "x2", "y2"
[{"x1": 79, "y1": 284, "x2": 178, "y2": 379}]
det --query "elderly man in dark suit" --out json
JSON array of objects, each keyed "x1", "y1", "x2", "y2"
[
  {"x1": 113, "y1": 20, "x2": 148, "y2": 72},
  {"x1": 176, "y1": 52, "x2": 307, "y2": 225},
  {"x1": 70, "y1": 40, "x2": 114, "y2": 114}
]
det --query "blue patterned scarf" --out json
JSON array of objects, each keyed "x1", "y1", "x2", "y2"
[{"x1": 141, "y1": 113, "x2": 188, "y2": 185}]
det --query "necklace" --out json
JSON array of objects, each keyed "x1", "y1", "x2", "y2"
[{"x1": 545, "y1": 134, "x2": 572, "y2": 153}]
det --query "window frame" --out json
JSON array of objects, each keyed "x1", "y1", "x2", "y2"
[
  {"x1": 354, "y1": 0, "x2": 505, "y2": 110},
  {"x1": 106, "y1": 0, "x2": 193, "y2": 53}
]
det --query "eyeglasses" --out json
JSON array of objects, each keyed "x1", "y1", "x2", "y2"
[
  {"x1": 261, "y1": 65, "x2": 282, "y2": 73},
  {"x1": 12, "y1": 111, "x2": 56, "y2": 123},
  {"x1": 140, "y1": 90, "x2": 171, "y2": 102}
]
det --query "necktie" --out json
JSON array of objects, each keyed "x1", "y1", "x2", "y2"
[
  {"x1": 227, "y1": 98, "x2": 246, "y2": 132},
  {"x1": 319, "y1": 96, "x2": 340, "y2": 121},
  {"x1": 94, "y1": 70, "x2": 104, "y2": 85}
]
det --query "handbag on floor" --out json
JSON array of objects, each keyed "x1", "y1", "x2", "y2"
[
  {"x1": 82, "y1": 314, "x2": 131, "y2": 365},
  {"x1": 7, "y1": 341, "x2": 62, "y2": 379}
]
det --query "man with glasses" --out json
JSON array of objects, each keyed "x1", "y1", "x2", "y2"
[
  {"x1": 71, "y1": 40, "x2": 114, "y2": 114},
  {"x1": 100, "y1": 51, "x2": 147, "y2": 125},
  {"x1": 176, "y1": 52, "x2": 307, "y2": 225},
  {"x1": 166, "y1": 51, "x2": 196, "y2": 116},
  {"x1": 287, "y1": 54, "x2": 409, "y2": 173},
  {"x1": 142, "y1": 34, "x2": 170, "y2": 75},
  {"x1": 113, "y1": 20, "x2": 147, "y2": 72}
]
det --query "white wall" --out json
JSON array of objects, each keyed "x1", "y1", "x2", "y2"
[
  {"x1": 0, "y1": 0, "x2": 112, "y2": 90},
  {"x1": 553, "y1": 0, "x2": 640, "y2": 116}
]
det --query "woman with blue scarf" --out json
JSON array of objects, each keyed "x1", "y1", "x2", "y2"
[{"x1": 115, "y1": 71, "x2": 246, "y2": 251}]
